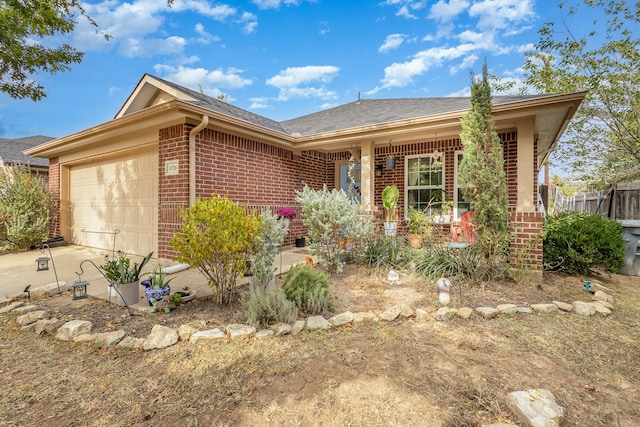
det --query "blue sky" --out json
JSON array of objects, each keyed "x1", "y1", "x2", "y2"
[{"x1": 1, "y1": 0, "x2": 572, "y2": 139}]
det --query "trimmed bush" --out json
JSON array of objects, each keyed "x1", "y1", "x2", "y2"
[
  {"x1": 542, "y1": 212, "x2": 625, "y2": 275},
  {"x1": 282, "y1": 263, "x2": 333, "y2": 315},
  {"x1": 0, "y1": 166, "x2": 52, "y2": 251},
  {"x1": 244, "y1": 287, "x2": 297, "y2": 328},
  {"x1": 170, "y1": 194, "x2": 261, "y2": 304}
]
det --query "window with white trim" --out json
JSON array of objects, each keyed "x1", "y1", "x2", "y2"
[
  {"x1": 454, "y1": 151, "x2": 472, "y2": 220},
  {"x1": 405, "y1": 154, "x2": 444, "y2": 213}
]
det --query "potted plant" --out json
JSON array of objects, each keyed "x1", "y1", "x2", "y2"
[
  {"x1": 140, "y1": 263, "x2": 174, "y2": 306},
  {"x1": 382, "y1": 185, "x2": 400, "y2": 236},
  {"x1": 441, "y1": 199, "x2": 454, "y2": 223},
  {"x1": 277, "y1": 207, "x2": 296, "y2": 228},
  {"x1": 407, "y1": 206, "x2": 428, "y2": 248},
  {"x1": 100, "y1": 251, "x2": 153, "y2": 306},
  {"x1": 385, "y1": 140, "x2": 396, "y2": 169}
]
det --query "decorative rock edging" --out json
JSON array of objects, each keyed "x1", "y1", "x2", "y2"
[{"x1": 0, "y1": 284, "x2": 617, "y2": 352}]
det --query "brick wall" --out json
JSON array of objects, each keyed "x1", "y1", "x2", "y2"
[
  {"x1": 158, "y1": 124, "x2": 190, "y2": 258},
  {"x1": 509, "y1": 211, "x2": 544, "y2": 271},
  {"x1": 48, "y1": 157, "x2": 60, "y2": 238},
  {"x1": 157, "y1": 125, "x2": 331, "y2": 258}
]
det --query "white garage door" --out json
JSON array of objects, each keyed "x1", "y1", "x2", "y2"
[{"x1": 69, "y1": 150, "x2": 158, "y2": 257}]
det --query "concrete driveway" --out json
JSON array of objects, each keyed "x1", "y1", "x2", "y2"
[{"x1": 0, "y1": 244, "x2": 312, "y2": 305}]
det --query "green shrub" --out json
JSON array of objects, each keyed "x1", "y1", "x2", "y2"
[
  {"x1": 0, "y1": 166, "x2": 52, "y2": 251},
  {"x1": 244, "y1": 287, "x2": 297, "y2": 327},
  {"x1": 409, "y1": 244, "x2": 488, "y2": 282},
  {"x1": 353, "y1": 233, "x2": 406, "y2": 269},
  {"x1": 282, "y1": 263, "x2": 333, "y2": 315},
  {"x1": 170, "y1": 194, "x2": 261, "y2": 304},
  {"x1": 542, "y1": 212, "x2": 626, "y2": 275}
]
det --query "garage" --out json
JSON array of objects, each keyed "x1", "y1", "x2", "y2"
[{"x1": 69, "y1": 150, "x2": 158, "y2": 257}]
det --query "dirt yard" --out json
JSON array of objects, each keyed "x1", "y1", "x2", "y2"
[{"x1": 0, "y1": 265, "x2": 638, "y2": 426}]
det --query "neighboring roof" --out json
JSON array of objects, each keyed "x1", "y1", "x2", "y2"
[{"x1": 0, "y1": 136, "x2": 53, "y2": 168}]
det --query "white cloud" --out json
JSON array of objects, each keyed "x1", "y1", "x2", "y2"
[
  {"x1": 449, "y1": 54, "x2": 478, "y2": 74},
  {"x1": 429, "y1": 0, "x2": 470, "y2": 23},
  {"x1": 251, "y1": 0, "x2": 302, "y2": 10},
  {"x1": 267, "y1": 65, "x2": 340, "y2": 101},
  {"x1": 249, "y1": 97, "x2": 270, "y2": 109},
  {"x1": 154, "y1": 65, "x2": 253, "y2": 94},
  {"x1": 468, "y1": 0, "x2": 535, "y2": 31},
  {"x1": 446, "y1": 86, "x2": 470, "y2": 97},
  {"x1": 238, "y1": 12, "x2": 258, "y2": 34},
  {"x1": 70, "y1": 0, "x2": 250, "y2": 55},
  {"x1": 119, "y1": 35, "x2": 187, "y2": 58},
  {"x1": 379, "y1": 34, "x2": 406, "y2": 53},
  {"x1": 194, "y1": 23, "x2": 220, "y2": 44},
  {"x1": 374, "y1": 43, "x2": 477, "y2": 90}
]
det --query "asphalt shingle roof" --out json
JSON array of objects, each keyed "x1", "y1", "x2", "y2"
[
  {"x1": 149, "y1": 74, "x2": 549, "y2": 138},
  {"x1": 0, "y1": 136, "x2": 54, "y2": 167}
]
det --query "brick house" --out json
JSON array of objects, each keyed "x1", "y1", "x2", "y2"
[
  {"x1": 26, "y1": 74, "x2": 585, "y2": 271},
  {"x1": 0, "y1": 135, "x2": 53, "y2": 180}
]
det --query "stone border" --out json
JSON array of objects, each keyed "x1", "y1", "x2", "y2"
[{"x1": 0, "y1": 282, "x2": 616, "y2": 351}]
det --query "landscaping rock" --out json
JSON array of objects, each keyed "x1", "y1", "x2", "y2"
[
  {"x1": 399, "y1": 304, "x2": 414, "y2": 319},
  {"x1": 592, "y1": 290, "x2": 614, "y2": 304},
  {"x1": 531, "y1": 303, "x2": 559, "y2": 313},
  {"x1": 256, "y1": 329, "x2": 274, "y2": 338},
  {"x1": 552, "y1": 301, "x2": 573, "y2": 312},
  {"x1": 143, "y1": 325, "x2": 179, "y2": 350},
  {"x1": 291, "y1": 320, "x2": 305, "y2": 335},
  {"x1": 190, "y1": 328, "x2": 226, "y2": 344},
  {"x1": 226, "y1": 324, "x2": 256, "y2": 339},
  {"x1": 20, "y1": 323, "x2": 36, "y2": 333},
  {"x1": 306, "y1": 316, "x2": 331, "y2": 331},
  {"x1": 74, "y1": 330, "x2": 125, "y2": 347},
  {"x1": 271, "y1": 323, "x2": 292, "y2": 336},
  {"x1": 13, "y1": 304, "x2": 39, "y2": 314},
  {"x1": 598, "y1": 300, "x2": 614, "y2": 310},
  {"x1": 380, "y1": 305, "x2": 402, "y2": 321},
  {"x1": 517, "y1": 307, "x2": 533, "y2": 314},
  {"x1": 434, "y1": 307, "x2": 457, "y2": 321},
  {"x1": 56, "y1": 320, "x2": 93, "y2": 341},
  {"x1": 329, "y1": 311, "x2": 353, "y2": 327},
  {"x1": 506, "y1": 389, "x2": 564, "y2": 427},
  {"x1": 456, "y1": 307, "x2": 474, "y2": 319},
  {"x1": 352, "y1": 312, "x2": 379, "y2": 323},
  {"x1": 589, "y1": 302, "x2": 612, "y2": 317},
  {"x1": 0, "y1": 301, "x2": 24, "y2": 314},
  {"x1": 573, "y1": 301, "x2": 596, "y2": 317},
  {"x1": 34, "y1": 318, "x2": 64, "y2": 335},
  {"x1": 177, "y1": 324, "x2": 198, "y2": 341},
  {"x1": 475, "y1": 307, "x2": 500, "y2": 319},
  {"x1": 16, "y1": 310, "x2": 49, "y2": 326},
  {"x1": 496, "y1": 304, "x2": 518, "y2": 315},
  {"x1": 31, "y1": 281, "x2": 69, "y2": 297},
  {"x1": 117, "y1": 336, "x2": 145, "y2": 349},
  {"x1": 589, "y1": 282, "x2": 613, "y2": 294}
]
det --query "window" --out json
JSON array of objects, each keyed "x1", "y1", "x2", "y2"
[
  {"x1": 454, "y1": 151, "x2": 472, "y2": 220},
  {"x1": 405, "y1": 154, "x2": 444, "y2": 213}
]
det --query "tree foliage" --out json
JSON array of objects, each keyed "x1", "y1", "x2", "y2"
[
  {"x1": 458, "y1": 62, "x2": 509, "y2": 263},
  {"x1": 0, "y1": 166, "x2": 52, "y2": 250},
  {"x1": 0, "y1": 0, "x2": 99, "y2": 101},
  {"x1": 170, "y1": 194, "x2": 260, "y2": 305},
  {"x1": 520, "y1": 0, "x2": 640, "y2": 184}
]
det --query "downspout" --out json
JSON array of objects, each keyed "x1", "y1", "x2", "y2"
[{"x1": 188, "y1": 115, "x2": 209, "y2": 205}]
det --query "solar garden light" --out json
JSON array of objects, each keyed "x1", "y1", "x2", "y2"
[
  {"x1": 70, "y1": 278, "x2": 90, "y2": 300},
  {"x1": 35, "y1": 243, "x2": 61, "y2": 294},
  {"x1": 435, "y1": 277, "x2": 452, "y2": 306}
]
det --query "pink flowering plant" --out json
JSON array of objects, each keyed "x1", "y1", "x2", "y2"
[{"x1": 277, "y1": 207, "x2": 296, "y2": 219}]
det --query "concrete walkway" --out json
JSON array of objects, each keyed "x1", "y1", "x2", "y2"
[{"x1": 0, "y1": 245, "x2": 313, "y2": 307}]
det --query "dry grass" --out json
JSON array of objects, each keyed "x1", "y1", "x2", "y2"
[{"x1": 0, "y1": 266, "x2": 639, "y2": 426}]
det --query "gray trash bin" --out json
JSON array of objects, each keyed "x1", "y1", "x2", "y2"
[{"x1": 619, "y1": 220, "x2": 640, "y2": 276}]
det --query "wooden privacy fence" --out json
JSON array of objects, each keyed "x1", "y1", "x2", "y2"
[{"x1": 553, "y1": 182, "x2": 640, "y2": 220}]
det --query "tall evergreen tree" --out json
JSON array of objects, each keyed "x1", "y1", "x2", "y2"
[{"x1": 458, "y1": 62, "x2": 509, "y2": 263}]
